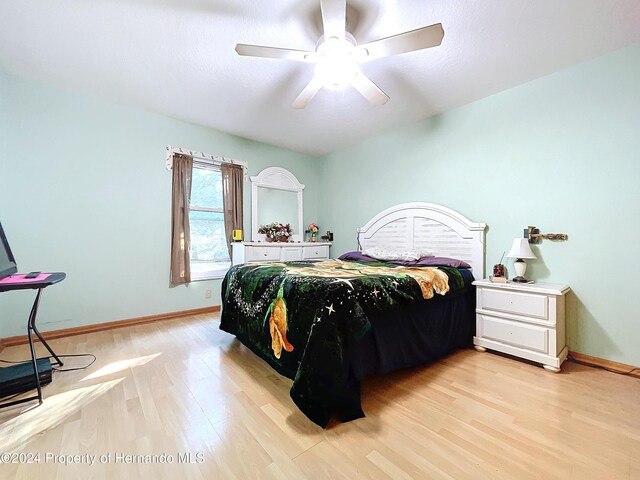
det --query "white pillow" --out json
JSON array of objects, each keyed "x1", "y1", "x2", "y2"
[
  {"x1": 361, "y1": 247, "x2": 412, "y2": 262},
  {"x1": 415, "y1": 249, "x2": 434, "y2": 258},
  {"x1": 362, "y1": 247, "x2": 434, "y2": 262}
]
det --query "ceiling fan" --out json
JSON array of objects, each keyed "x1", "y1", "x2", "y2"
[{"x1": 235, "y1": 0, "x2": 444, "y2": 109}]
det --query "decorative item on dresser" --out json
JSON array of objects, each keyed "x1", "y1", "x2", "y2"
[
  {"x1": 258, "y1": 222, "x2": 293, "y2": 242},
  {"x1": 473, "y1": 279, "x2": 570, "y2": 372},
  {"x1": 231, "y1": 242, "x2": 331, "y2": 265},
  {"x1": 308, "y1": 223, "x2": 319, "y2": 242},
  {"x1": 232, "y1": 229, "x2": 243, "y2": 242}
]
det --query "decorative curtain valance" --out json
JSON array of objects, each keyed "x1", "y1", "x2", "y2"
[{"x1": 165, "y1": 145, "x2": 247, "y2": 176}]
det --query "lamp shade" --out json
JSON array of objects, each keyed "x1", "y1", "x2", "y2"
[{"x1": 506, "y1": 238, "x2": 536, "y2": 259}]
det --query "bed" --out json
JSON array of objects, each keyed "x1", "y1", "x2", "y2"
[{"x1": 220, "y1": 203, "x2": 487, "y2": 427}]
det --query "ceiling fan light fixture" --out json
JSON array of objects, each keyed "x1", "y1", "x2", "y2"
[
  {"x1": 235, "y1": 1, "x2": 444, "y2": 108},
  {"x1": 314, "y1": 37, "x2": 360, "y2": 89}
]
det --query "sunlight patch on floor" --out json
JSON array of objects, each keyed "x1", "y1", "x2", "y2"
[
  {"x1": 0, "y1": 378, "x2": 123, "y2": 452},
  {"x1": 81, "y1": 353, "x2": 162, "y2": 382}
]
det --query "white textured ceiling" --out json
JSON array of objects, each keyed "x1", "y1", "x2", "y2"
[{"x1": 1, "y1": 1, "x2": 639, "y2": 156}]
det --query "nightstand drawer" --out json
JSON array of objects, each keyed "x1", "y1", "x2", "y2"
[
  {"x1": 303, "y1": 245, "x2": 329, "y2": 259},
  {"x1": 479, "y1": 288, "x2": 548, "y2": 320},
  {"x1": 479, "y1": 314, "x2": 549, "y2": 353},
  {"x1": 245, "y1": 247, "x2": 281, "y2": 262}
]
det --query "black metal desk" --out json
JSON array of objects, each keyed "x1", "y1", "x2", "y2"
[{"x1": 0, "y1": 272, "x2": 66, "y2": 408}]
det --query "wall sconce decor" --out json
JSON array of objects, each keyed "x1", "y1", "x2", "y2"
[{"x1": 526, "y1": 226, "x2": 568, "y2": 245}]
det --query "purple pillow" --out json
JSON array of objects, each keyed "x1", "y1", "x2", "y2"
[
  {"x1": 338, "y1": 251, "x2": 375, "y2": 262},
  {"x1": 414, "y1": 256, "x2": 471, "y2": 268},
  {"x1": 338, "y1": 251, "x2": 471, "y2": 268}
]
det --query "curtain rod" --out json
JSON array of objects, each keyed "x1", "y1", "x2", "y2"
[{"x1": 165, "y1": 145, "x2": 247, "y2": 170}]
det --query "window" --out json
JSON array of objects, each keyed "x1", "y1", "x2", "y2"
[{"x1": 189, "y1": 165, "x2": 230, "y2": 279}]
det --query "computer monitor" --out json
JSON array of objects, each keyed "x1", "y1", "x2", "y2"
[{"x1": 0, "y1": 222, "x2": 17, "y2": 280}]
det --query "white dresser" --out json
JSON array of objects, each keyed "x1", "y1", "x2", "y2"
[
  {"x1": 472, "y1": 279, "x2": 571, "y2": 372},
  {"x1": 232, "y1": 242, "x2": 331, "y2": 265}
]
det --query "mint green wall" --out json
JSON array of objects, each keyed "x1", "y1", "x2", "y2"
[
  {"x1": 0, "y1": 69, "x2": 7, "y2": 197},
  {"x1": 3, "y1": 44, "x2": 638, "y2": 365},
  {"x1": 320, "y1": 45, "x2": 640, "y2": 366},
  {"x1": 0, "y1": 70, "x2": 321, "y2": 338}
]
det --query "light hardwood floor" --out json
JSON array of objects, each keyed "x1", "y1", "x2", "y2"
[{"x1": 0, "y1": 313, "x2": 638, "y2": 479}]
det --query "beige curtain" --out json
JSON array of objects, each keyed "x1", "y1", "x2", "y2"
[
  {"x1": 221, "y1": 163, "x2": 244, "y2": 257},
  {"x1": 170, "y1": 154, "x2": 193, "y2": 284}
]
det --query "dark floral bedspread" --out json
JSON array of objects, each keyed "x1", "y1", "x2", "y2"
[{"x1": 219, "y1": 259, "x2": 466, "y2": 428}]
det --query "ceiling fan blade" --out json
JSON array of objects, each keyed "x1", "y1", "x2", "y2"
[
  {"x1": 292, "y1": 77, "x2": 325, "y2": 109},
  {"x1": 235, "y1": 44, "x2": 314, "y2": 62},
  {"x1": 351, "y1": 72, "x2": 389, "y2": 106},
  {"x1": 320, "y1": 0, "x2": 346, "y2": 40},
  {"x1": 357, "y1": 23, "x2": 444, "y2": 61}
]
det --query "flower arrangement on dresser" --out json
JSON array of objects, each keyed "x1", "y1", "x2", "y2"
[
  {"x1": 258, "y1": 223, "x2": 293, "y2": 242},
  {"x1": 307, "y1": 223, "x2": 319, "y2": 242}
]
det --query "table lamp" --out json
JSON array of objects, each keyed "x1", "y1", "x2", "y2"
[{"x1": 506, "y1": 238, "x2": 536, "y2": 283}]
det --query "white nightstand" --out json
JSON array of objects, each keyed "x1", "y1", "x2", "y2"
[{"x1": 472, "y1": 279, "x2": 571, "y2": 372}]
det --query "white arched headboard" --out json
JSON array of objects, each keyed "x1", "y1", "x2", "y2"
[{"x1": 357, "y1": 203, "x2": 487, "y2": 278}]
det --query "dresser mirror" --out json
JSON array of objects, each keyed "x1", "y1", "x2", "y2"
[
  {"x1": 256, "y1": 188, "x2": 298, "y2": 228},
  {"x1": 251, "y1": 167, "x2": 304, "y2": 242}
]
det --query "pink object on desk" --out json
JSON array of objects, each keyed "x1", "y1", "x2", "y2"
[{"x1": 0, "y1": 273, "x2": 52, "y2": 284}]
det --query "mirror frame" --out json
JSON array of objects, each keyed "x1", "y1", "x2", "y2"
[{"x1": 251, "y1": 167, "x2": 305, "y2": 242}]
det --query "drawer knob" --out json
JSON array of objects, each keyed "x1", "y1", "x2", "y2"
[
  {"x1": 264, "y1": 253, "x2": 268, "y2": 256},
  {"x1": 315, "y1": 251, "x2": 318, "y2": 254}
]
